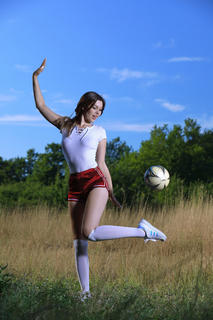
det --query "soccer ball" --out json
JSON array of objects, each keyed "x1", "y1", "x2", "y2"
[{"x1": 144, "y1": 165, "x2": 170, "y2": 190}]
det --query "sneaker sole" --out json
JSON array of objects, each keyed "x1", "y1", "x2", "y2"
[{"x1": 139, "y1": 219, "x2": 167, "y2": 241}]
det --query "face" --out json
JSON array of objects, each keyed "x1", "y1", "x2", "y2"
[{"x1": 84, "y1": 100, "x2": 103, "y2": 123}]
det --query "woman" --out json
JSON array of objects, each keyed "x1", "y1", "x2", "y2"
[{"x1": 33, "y1": 59, "x2": 167, "y2": 297}]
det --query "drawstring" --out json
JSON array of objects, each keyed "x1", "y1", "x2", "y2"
[{"x1": 80, "y1": 128, "x2": 89, "y2": 141}]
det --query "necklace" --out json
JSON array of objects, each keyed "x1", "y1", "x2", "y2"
[
  {"x1": 75, "y1": 124, "x2": 93, "y2": 135},
  {"x1": 76, "y1": 127, "x2": 85, "y2": 134}
]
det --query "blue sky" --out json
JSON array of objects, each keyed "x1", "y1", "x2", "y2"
[{"x1": 0, "y1": 0, "x2": 213, "y2": 159}]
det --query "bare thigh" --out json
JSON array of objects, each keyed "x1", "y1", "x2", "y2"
[
  {"x1": 68, "y1": 201, "x2": 85, "y2": 239},
  {"x1": 82, "y1": 187, "x2": 109, "y2": 238}
]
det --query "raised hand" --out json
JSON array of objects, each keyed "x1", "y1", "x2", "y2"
[{"x1": 33, "y1": 58, "x2": 46, "y2": 77}]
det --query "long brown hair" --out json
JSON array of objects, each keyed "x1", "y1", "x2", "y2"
[{"x1": 54, "y1": 91, "x2": 105, "y2": 135}]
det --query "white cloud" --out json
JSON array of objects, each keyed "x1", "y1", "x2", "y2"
[
  {"x1": 96, "y1": 67, "x2": 107, "y2": 73},
  {"x1": 55, "y1": 99, "x2": 73, "y2": 104},
  {"x1": 9, "y1": 88, "x2": 24, "y2": 94},
  {"x1": 145, "y1": 79, "x2": 161, "y2": 87},
  {"x1": 153, "y1": 41, "x2": 163, "y2": 49},
  {"x1": 0, "y1": 114, "x2": 43, "y2": 122},
  {"x1": 104, "y1": 122, "x2": 154, "y2": 132},
  {"x1": 168, "y1": 57, "x2": 205, "y2": 63},
  {"x1": 0, "y1": 94, "x2": 16, "y2": 102},
  {"x1": 15, "y1": 64, "x2": 32, "y2": 72},
  {"x1": 199, "y1": 115, "x2": 213, "y2": 129},
  {"x1": 102, "y1": 93, "x2": 110, "y2": 100},
  {"x1": 116, "y1": 96, "x2": 134, "y2": 102},
  {"x1": 172, "y1": 74, "x2": 181, "y2": 80},
  {"x1": 155, "y1": 98, "x2": 185, "y2": 112},
  {"x1": 102, "y1": 94, "x2": 134, "y2": 102},
  {"x1": 111, "y1": 68, "x2": 158, "y2": 82},
  {"x1": 167, "y1": 38, "x2": 175, "y2": 48},
  {"x1": 7, "y1": 18, "x2": 18, "y2": 24},
  {"x1": 97, "y1": 67, "x2": 158, "y2": 82},
  {"x1": 153, "y1": 38, "x2": 175, "y2": 49}
]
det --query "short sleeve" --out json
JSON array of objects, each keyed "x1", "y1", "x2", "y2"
[{"x1": 98, "y1": 126, "x2": 107, "y2": 142}]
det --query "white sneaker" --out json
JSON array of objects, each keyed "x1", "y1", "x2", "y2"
[
  {"x1": 80, "y1": 291, "x2": 91, "y2": 302},
  {"x1": 138, "y1": 219, "x2": 167, "y2": 243}
]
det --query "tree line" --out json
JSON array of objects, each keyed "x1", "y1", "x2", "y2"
[{"x1": 0, "y1": 118, "x2": 212, "y2": 209}]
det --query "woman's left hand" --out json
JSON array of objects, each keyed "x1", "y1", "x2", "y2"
[{"x1": 109, "y1": 192, "x2": 122, "y2": 209}]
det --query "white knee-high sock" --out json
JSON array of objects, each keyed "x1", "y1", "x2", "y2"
[
  {"x1": 73, "y1": 239, "x2": 90, "y2": 293},
  {"x1": 88, "y1": 225, "x2": 146, "y2": 241}
]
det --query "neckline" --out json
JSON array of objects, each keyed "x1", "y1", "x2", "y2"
[
  {"x1": 75, "y1": 124, "x2": 94, "y2": 135},
  {"x1": 75, "y1": 124, "x2": 94, "y2": 130}
]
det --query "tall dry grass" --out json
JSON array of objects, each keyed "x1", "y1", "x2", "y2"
[{"x1": 0, "y1": 198, "x2": 213, "y2": 288}]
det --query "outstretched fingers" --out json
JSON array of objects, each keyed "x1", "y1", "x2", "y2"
[{"x1": 40, "y1": 58, "x2": 46, "y2": 70}]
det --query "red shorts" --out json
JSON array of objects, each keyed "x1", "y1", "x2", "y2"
[{"x1": 68, "y1": 167, "x2": 109, "y2": 202}]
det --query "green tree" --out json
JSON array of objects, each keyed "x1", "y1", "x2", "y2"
[
  {"x1": 178, "y1": 119, "x2": 212, "y2": 182},
  {"x1": 106, "y1": 137, "x2": 132, "y2": 166},
  {"x1": 109, "y1": 119, "x2": 213, "y2": 207},
  {"x1": 0, "y1": 118, "x2": 212, "y2": 209},
  {"x1": 26, "y1": 149, "x2": 38, "y2": 175},
  {"x1": 0, "y1": 157, "x2": 26, "y2": 184},
  {"x1": 0, "y1": 157, "x2": 7, "y2": 184},
  {"x1": 30, "y1": 143, "x2": 66, "y2": 185}
]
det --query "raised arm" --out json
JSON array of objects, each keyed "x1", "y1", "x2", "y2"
[{"x1": 32, "y1": 58, "x2": 62, "y2": 127}]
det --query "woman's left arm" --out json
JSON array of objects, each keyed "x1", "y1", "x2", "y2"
[
  {"x1": 96, "y1": 139, "x2": 113, "y2": 192},
  {"x1": 96, "y1": 139, "x2": 121, "y2": 209}
]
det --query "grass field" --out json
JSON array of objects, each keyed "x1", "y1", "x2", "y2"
[{"x1": 0, "y1": 198, "x2": 213, "y2": 319}]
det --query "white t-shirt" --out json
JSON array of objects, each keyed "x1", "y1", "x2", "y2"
[{"x1": 61, "y1": 125, "x2": 106, "y2": 174}]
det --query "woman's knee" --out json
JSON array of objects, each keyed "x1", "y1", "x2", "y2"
[
  {"x1": 73, "y1": 232, "x2": 87, "y2": 240},
  {"x1": 82, "y1": 225, "x2": 96, "y2": 240}
]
